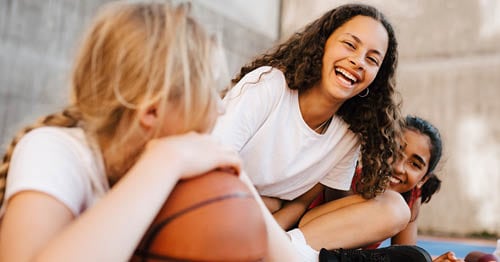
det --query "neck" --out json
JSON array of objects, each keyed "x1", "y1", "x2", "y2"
[{"x1": 298, "y1": 87, "x2": 342, "y2": 130}]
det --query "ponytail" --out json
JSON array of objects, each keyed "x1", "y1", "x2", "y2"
[
  {"x1": 0, "y1": 106, "x2": 82, "y2": 207},
  {"x1": 420, "y1": 173, "x2": 441, "y2": 204}
]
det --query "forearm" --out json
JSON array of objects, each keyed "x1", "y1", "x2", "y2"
[
  {"x1": 273, "y1": 184, "x2": 324, "y2": 230},
  {"x1": 273, "y1": 201, "x2": 308, "y2": 230},
  {"x1": 262, "y1": 196, "x2": 283, "y2": 213},
  {"x1": 35, "y1": 156, "x2": 181, "y2": 262}
]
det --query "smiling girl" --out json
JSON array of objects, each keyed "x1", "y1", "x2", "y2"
[{"x1": 310, "y1": 115, "x2": 457, "y2": 262}]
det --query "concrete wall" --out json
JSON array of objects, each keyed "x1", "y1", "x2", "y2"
[
  {"x1": 0, "y1": 0, "x2": 278, "y2": 154},
  {"x1": 2, "y1": 0, "x2": 498, "y2": 239},
  {"x1": 281, "y1": 0, "x2": 500, "y2": 236}
]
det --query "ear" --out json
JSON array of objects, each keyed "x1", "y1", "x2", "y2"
[
  {"x1": 138, "y1": 102, "x2": 159, "y2": 130},
  {"x1": 416, "y1": 175, "x2": 430, "y2": 189}
]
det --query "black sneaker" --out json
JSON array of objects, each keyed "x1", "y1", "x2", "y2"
[{"x1": 319, "y1": 245, "x2": 433, "y2": 262}]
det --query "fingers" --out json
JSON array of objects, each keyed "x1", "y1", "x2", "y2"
[
  {"x1": 175, "y1": 132, "x2": 242, "y2": 177},
  {"x1": 433, "y1": 251, "x2": 462, "y2": 262},
  {"x1": 210, "y1": 143, "x2": 242, "y2": 174}
]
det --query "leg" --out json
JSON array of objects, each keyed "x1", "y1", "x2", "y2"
[{"x1": 299, "y1": 190, "x2": 411, "y2": 250}]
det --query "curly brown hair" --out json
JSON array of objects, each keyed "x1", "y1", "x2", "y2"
[{"x1": 233, "y1": 4, "x2": 403, "y2": 199}]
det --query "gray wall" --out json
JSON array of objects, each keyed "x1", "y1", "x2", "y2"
[
  {"x1": 0, "y1": 0, "x2": 113, "y2": 151},
  {"x1": 0, "y1": 0, "x2": 278, "y2": 153},
  {"x1": 282, "y1": 0, "x2": 500, "y2": 237}
]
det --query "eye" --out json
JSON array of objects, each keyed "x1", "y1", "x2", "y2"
[
  {"x1": 367, "y1": 56, "x2": 380, "y2": 66},
  {"x1": 343, "y1": 41, "x2": 355, "y2": 49},
  {"x1": 409, "y1": 160, "x2": 423, "y2": 170}
]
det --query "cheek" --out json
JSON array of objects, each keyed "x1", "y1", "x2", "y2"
[
  {"x1": 408, "y1": 171, "x2": 426, "y2": 187},
  {"x1": 366, "y1": 67, "x2": 380, "y2": 84}
]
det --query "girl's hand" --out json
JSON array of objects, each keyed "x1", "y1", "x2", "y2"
[
  {"x1": 141, "y1": 132, "x2": 242, "y2": 180},
  {"x1": 433, "y1": 251, "x2": 463, "y2": 262}
]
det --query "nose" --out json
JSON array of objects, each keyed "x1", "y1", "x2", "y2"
[
  {"x1": 348, "y1": 53, "x2": 365, "y2": 69},
  {"x1": 393, "y1": 158, "x2": 405, "y2": 174}
]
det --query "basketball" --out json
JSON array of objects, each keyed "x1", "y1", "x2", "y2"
[
  {"x1": 464, "y1": 251, "x2": 499, "y2": 262},
  {"x1": 132, "y1": 170, "x2": 268, "y2": 262}
]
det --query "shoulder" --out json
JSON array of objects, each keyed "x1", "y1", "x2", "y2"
[
  {"x1": 225, "y1": 66, "x2": 289, "y2": 104},
  {"x1": 11, "y1": 126, "x2": 94, "y2": 171},
  {"x1": 16, "y1": 127, "x2": 89, "y2": 156},
  {"x1": 235, "y1": 66, "x2": 287, "y2": 91},
  {"x1": 6, "y1": 127, "x2": 104, "y2": 216}
]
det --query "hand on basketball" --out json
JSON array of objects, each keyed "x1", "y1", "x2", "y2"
[{"x1": 142, "y1": 132, "x2": 242, "y2": 179}]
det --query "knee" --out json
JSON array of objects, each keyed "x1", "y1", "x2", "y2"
[{"x1": 376, "y1": 190, "x2": 411, "y2": 234}]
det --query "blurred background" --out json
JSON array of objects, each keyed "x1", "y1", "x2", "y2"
[{"x1": 0, "y1": 0, "x2": 499, "y2": 240}]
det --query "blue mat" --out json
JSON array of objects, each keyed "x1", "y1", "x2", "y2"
[{"x1": 380, "y1": 238, "x2": 496, "y2": 258}]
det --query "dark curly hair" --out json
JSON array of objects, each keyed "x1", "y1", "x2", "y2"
[
  {"x1": 232, "y1": 3, "x2": 403, "y2": 199},
  {"x1": 403, "y1": 115, "x2": 443, "y2": 204}
]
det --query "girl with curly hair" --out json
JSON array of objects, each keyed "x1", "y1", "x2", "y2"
[{"x1": 212, "y1": 3, "x2": 417, "y2": 260}]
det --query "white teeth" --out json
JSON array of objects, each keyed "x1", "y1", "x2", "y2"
[
  {"x1": 389, "y1": 176, "x2": 402, "y2": 184},
  {"x1": 338, "y1": 75, "x2": 352, "y2": 86},
  {"x1": 335, "y1": 68, "x2": 357, "y2": 83}
]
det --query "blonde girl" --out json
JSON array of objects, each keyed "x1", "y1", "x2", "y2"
[{"x1": 0, "y1": 2, "x2": 243, "y2": 261}]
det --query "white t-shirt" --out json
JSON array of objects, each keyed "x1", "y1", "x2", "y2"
[
  {"x1": 212, "y1": 66, "x2": 360, "y2": 200},
  {"x1": 0, "y1": 126, "x2": 109, "y2": 217}
]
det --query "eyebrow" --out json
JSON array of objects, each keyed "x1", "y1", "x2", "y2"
[
  {"x1": 411, "y1": 154, "x2": 427, "y2": 167},
  {"x1": 345, "y1": 33, "x2": 383, "y2": 57}
]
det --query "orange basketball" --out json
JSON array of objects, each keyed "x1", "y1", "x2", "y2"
[{"x1": 132, "y1": 170, "x2": 268, "y2": 262}]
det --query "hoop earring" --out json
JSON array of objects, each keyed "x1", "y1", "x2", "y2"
[{"x1": 358, "y1": 88, "x2": 369, "y2": 98}]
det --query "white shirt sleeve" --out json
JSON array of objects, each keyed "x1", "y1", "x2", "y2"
[
  {"x1": 212, "y1": 66, "x2": 286, "y2": 152},
  {"x1": 5, "y1": 128, "x2": 90, "y2": 216}
]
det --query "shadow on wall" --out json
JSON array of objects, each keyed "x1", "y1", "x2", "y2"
[{"x1": 456, "y1": 115, "x2": 500, "y2": 234}]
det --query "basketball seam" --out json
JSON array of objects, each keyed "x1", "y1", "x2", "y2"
[{"x1": 136, "y1": 192, "x2": 254, "y2": 259}]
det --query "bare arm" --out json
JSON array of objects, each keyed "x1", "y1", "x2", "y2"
[
  {"x1": 391, "y1": 198, "x2": 421, "y2": 245},
  {"x1": 272, "y1": 183, "x2": 325, "y2": 230},
  {"x1": 261, "y1": 196, "x2": 283, "y2": 213},
  {"x1": 0, "y1": 133, "x2": 241, "y2": 262}
]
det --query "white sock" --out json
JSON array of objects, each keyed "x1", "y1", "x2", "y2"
[
  {"x1": 494, "y1": 239, "x2": 500, "y2": 258},
  {"x1": 286, "y1": 228, "x2": 319, "y2": 262}
]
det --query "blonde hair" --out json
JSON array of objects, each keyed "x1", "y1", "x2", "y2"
[{"x1": 0, "y1": 2, "x2": 221, "y2": 205}]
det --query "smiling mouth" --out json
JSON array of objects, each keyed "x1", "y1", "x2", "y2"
[
  {"x1": 388, "y1": 176, "x2": 403, "y2": 184},
  {"x1": 335, "y1": 67, "x2": 358, "y2": 85}
]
